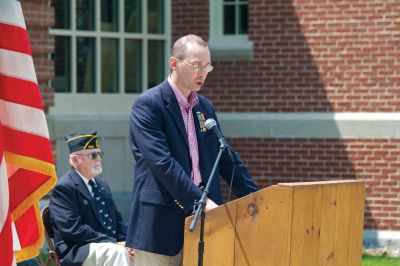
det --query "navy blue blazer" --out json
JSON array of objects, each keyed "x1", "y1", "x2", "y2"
[
  {"x1": 49, "y1": 168, "x2": 127, "y2": 266},
  {"x1": 126, "y1": 80, "x2": 258, "y2": 256}
]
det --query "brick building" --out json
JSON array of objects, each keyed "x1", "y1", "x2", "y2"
[{"x1": 24, "y1": 0, "x2": 399, "y2": 250}]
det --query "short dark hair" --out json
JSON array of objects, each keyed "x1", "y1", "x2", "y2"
[{"x1": 171, "y1": 34, "x2": 208, "y2": 60}]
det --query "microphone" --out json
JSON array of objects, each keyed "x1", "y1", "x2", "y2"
[{"x1": 204, "y1": 118, "x2": 234, "y2": 161}]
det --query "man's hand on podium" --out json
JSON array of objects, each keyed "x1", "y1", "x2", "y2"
[{"x1": 205, "y1": 198, "x2": 219, "y2": 211}]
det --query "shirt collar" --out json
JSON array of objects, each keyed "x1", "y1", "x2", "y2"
[
  {"x1": 168, "y1": 76, "x2": 199, "y2": 111},
  {"x1": 75, "y1": 168, "x2": 95, "y2": 186}
]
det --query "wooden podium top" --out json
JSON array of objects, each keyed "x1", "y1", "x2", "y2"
[{"x1": 278, "y1": 179, "x2": 364, "y2": 187}]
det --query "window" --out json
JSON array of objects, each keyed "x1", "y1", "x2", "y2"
[
  {"x1": 222, "y1": 0, "x2": 248, "y2": 35},
  {"x1": 209, "y1": 0, "x2": 252, "y2": 60},
  {"x1": 50, "y1": 0, "x2": 170, "y2": 114}
]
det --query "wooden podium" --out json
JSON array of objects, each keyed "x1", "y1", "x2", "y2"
[{"x1": 184, "y1": 180, "x2": 365, "y2": 266}]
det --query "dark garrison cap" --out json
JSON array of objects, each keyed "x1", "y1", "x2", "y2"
[{"x1": 64, "y1": 131, "x2": 100, "y2": 153}]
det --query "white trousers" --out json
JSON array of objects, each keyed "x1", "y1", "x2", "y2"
[
  {"x1": 82, "y1": 242, "x2": 134, "y2": 266},
  {"x1": 135, "y1": 249, "x2": 183, "y2": 266}
]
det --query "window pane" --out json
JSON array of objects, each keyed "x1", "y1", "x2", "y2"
[
  {"x1": 148, "y1": 40, "x2": 164, "y2": 88},
  {"x1": 77, "y1": 0, "x2": 95, "y2": 30},
  {"x1": 101, "y1": 39, "x2": 119, "y2": 93},
  {"x1": 77, "y1": 37, "x2": 95, "y2": 93},
  {"x1": 125, "y1": 0, "x2": 141, "y2": 33},
  {"x1": 101, "y1": 0, "x2": 118, "y2": 31},
  {"x1": 238, "y1": 4, "x2": 248, "y2": 34},
  {"x1": 53, "y1": 0, "x2": 70, "y2": 29},
  {"x1": 125, "y1": 40, "x2": 142, "y2": 93},
  {"x1": 147, "y1": 0, "x2": 164, "y2": 34},
  {"x1": 223, "y1": 5, "x2": 235, "y2": 34},
  {"x1": 52, "y1": 37, "x2": 71, "y2": 92}
]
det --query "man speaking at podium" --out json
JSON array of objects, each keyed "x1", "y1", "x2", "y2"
[{"x1": 126, "y1": 34, "x2": 258, "y2": 266}]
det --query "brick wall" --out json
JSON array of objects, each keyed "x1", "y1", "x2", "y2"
[
  {"x1": 171, "y1": 0, "x2": 209, "y2": 46},
  {"x1": 203, "y1": 0, "x2": 399, "y2": 113},
  {"x1": 21, "y1": 0, "x2": 55, "y2": 113},
  {"x1": 224, "y1": 138, "x2": 400, "y2": 231}
]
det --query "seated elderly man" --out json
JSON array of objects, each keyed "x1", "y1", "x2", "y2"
[{"x1": 49, "y1": 131, "x2": 134, "y2": 266}]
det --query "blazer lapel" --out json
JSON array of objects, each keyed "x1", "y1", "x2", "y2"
[
  {"x1": 193, "y1": 105, "x2": 209, "y2": 184},
  {"x1": 161, "y1": 80, "x2": 189, "y2": 150}
]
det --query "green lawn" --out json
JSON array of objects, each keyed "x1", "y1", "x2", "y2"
[{"x1": 362, "y1": 254, "x2": 400, "y2": 266}]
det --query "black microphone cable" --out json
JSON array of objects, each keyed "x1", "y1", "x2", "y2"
[
  {"x1": 204, "y1": 118, "x2": 236, "y2": 202},
  {"x1": 227, "y1": 159, "x2": 236, "y2": 203}
]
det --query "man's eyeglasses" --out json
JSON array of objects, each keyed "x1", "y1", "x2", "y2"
[
  {"x1": 76, "y1": 151, "x2": 104, "y2": 160},
  {"x1": 178, "y1": 59, "x2": 213, "y2": 73}
]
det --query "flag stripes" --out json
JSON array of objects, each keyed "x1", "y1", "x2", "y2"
[
  {"x1": 0, "y1": 74, "x2": 43, "y2": 109},
  {"x1": 0, "y1": 0, "x2": 57, "y2": 264},
  {"x1": 0, "y1": 126, "x2": 14, "y2": 266},
  {"x1": 0, "y1": 2, "x2": 25, "y2": 29},
  {"x1": 0, "y1": 100, "x2": 49, "y2": 138},
  {"x1": 0, "y1": 23, "x2": 31, "y2": 55},
  {"x1": 3, "y1": 127, "x2": 53, "y2": 163},
  {"x1": 0, "y1": 48, "x2": 37, "y2": 83}
]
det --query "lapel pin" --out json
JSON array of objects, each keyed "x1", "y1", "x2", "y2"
[{"x1": 196, "y1": 111, "x2": 207, "y2": 132}]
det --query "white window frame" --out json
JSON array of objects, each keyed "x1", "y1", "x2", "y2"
[
  {"x1": 49, "y1": 0, "x2": 171, "y2": 115},
  {"x1": 209, "y1": 0, "x2": 252, "y2": 61}
]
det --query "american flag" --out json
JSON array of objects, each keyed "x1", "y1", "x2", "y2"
[{"x1": 0, "y1": 0, "x2": 57, "y2": 264}]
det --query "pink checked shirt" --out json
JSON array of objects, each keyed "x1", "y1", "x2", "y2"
[{"x1": 168, "y1": 77, "x2": 202, "y2": 186}]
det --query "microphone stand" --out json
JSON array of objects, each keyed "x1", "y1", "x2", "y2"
[{"x1": 189, "y1": 140, "x2": 228, "y2": 266}]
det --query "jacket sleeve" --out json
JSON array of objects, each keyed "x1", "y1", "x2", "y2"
[
  {"x1": 213, "y1": 113, "x2": 259, "y2": 197},
  {"x1": 49, "y1": 183, "x2": 116, "y2": 244},
  {"x1": 115, "y1": 210, "x2": 128, "y2": 241},
  {"x1": 130, "y1": 96, "x2": 203, "y2": 213}
]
